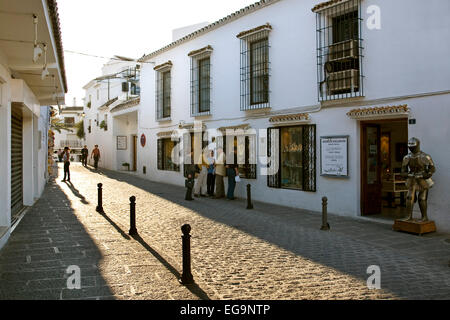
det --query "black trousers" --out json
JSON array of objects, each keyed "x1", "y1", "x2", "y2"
[
  {"x1": 93, "y1": 156, "x2": 99, "y2": 169},
  {"x1": 82, "y1": 155, "x2": 87, "y2": 166},
  {"x1": 63, "y1": 162, "x2": 70, "y2": 181},
  {"x1": 207, "y1": 173, "x2": 215, "y2": 195}
]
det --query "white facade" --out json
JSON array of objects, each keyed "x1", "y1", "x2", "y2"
[
  {"x1": 0, "y1": 0, "x2": 67, "y2": 249},
  {"x1": 133, "y1": 0, "x2": 450, "y2": 231},
  {"x1": 83, "y1": 57, "x2": 141, "y2": 171}
]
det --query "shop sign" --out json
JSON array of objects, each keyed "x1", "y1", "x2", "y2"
[
  {"x1": 320, "y1": 136, "x2": 349, "y2": 177},
  {"x1": 140, "y1": 134, "x2": 146, "y2": 147}
]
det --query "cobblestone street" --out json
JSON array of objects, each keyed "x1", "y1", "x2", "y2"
[{"x1": 1, "y1": 163, "x2": 449, "y2": 300}]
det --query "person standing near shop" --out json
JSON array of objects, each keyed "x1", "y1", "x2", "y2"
[
  {"x1": 61, "y1": 147, "x2": 71, "y2": 182},
  {"x1": 206, "y1": 150, "x2": 216, "y2": 197},
  {"x1": 91, "y1": 145, "x2": 101, "y2": 170},
  {"x1": 194, "y1": 152, "x2": 208, "y2": 197},
  {"x1": 214, "y1": 147, "x2": 226, "y2": 199},
  {"x1": 81, "y1": 145, "x2": 89, "y2": 167},
  {"x1": 226, "y1": 150, "x2": 239, "y2": 200}
]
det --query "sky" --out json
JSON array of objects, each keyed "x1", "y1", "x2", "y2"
[{"x1": 57, "y1": 0, "x2": 258, "y2": 106}]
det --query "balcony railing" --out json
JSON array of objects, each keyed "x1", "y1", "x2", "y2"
[{"x1": 60, "y1": 140, "x2": 83, "y2": 148}]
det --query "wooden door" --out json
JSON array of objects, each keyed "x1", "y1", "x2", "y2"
[
  {"x1": 361, "y1": 123, "x2": 382, "y2": 215},
  {"x1": 133, "y1": 135, "x2": 137, "y2": 171}
]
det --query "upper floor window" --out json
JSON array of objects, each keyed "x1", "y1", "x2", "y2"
[
  {"x1": 313, "y1": 0, "x2": 363, "y2": 101},
  {"x1": 188, "y1": 45, "x2": 213, "y2": 116},
  {"x1": 154, "y1": 61, "x2": 172, "y2": 121},
  {"x1": 237, "y1": 23, "x2": 272, "y2": 111}
]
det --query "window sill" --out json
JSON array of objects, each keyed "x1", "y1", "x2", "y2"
[
  {"x1": 191, "y1": 111, "x2": 211, "y2": 117},
  {"x1": 156, "y1": 117, "x2": 171, "y2": 122}
]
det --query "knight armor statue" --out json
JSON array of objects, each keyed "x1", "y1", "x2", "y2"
[{"x1": 401, "y1": 137, "x2": 436, "y2": 221}]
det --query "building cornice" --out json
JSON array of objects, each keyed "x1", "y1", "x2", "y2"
[
  {"x1": 153, "y1": 60, "x2": 173, "y2": 71},
  {"x1": 236, "y1": 23, "x2": 272, "y2": 39},
  {"x1": 138, "y1": 0, "x2": 281, "y2": 62},
  {"x1": 187, "y1": 45, "x2": 213, "y2": 57},
  {"x1": 346, "y1": 105, "x2": 410, "y2": 120}
]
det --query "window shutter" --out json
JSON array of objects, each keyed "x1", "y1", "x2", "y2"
[
  {"x1": 302, "y1": 125, "x2": 316, "y2": 192},
  {"x1": 157, "y1": 139, "x2": 163, "y2": 170},
  {"x1": 267, "y1": 127, "x2": 280, "y2": 188}
]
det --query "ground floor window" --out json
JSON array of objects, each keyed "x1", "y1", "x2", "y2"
[
  {"x1": 157, "y1": 138, "x2": 179, "y2": 172},
  {"x1": 267, "y1": 125, "x2": 316, "y2": 191},
  {"x1": 217, "y1": 134, "x2": 257, "y2": 179}
]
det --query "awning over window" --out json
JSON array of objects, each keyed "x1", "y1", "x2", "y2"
[
  {"x1": 311, "y1": 0, "x2": 350, "y2": 12},
  {"x1": 346, "y1": 105, "x2": 410, "y2": 120},
  {"x1": 269, "y1": 113, "x2": 310, "y2": 124},
  {"x1": 110, "y1": 97, "x2": 140, "y2": 113}
]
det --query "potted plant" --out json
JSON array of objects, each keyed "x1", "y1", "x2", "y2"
[
  {"x1": 122, "y1": 162, "x2": 130, "y2": 171},
  {"x1": 99, "y1": 120, "x2": 107, "y2": 131}
]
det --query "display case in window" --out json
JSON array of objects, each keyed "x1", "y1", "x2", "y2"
[{"x1": 280, "y1": 127, "x2": 303, "y2": 189}]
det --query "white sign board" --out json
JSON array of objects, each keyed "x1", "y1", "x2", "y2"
[
  {"x1": 320, "y1": 136, "x2": 349, "y2": 177},
  {"x1": 117, "y1": 136, "x2": 127, "y2": 150}
]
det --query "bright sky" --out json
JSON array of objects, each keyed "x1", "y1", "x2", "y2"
[{"x1": 57, "y1": 0, "x2": 257, "y2": 106}]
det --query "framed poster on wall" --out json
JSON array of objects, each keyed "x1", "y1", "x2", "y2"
[
  {"x1": 117, "y1": 136, "x2": 127, "y2": 150},
  {"x1": 320, "y1": 135, "x2": 349, "y2": 177}
]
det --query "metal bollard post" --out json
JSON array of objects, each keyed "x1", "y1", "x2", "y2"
[
  {"x1": 179, "y1": 224, "x2": 194, "y2": 285},
  {"x1": 96, "y1": 183, "x2": 104, "y2": 213},
  {"x1": 321, "y1": 196, "x2": 330, "y2": 230},
  {"x1": 128, "y1": 196, "x2": 138, "y2": 235},
  {"x1": 246, "y1": 184, "x2": 253, "y2": 209}
]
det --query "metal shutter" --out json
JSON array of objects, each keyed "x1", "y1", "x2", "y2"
[{"x1": 11, "y1": 107, "x2": 23, "y2": 219}]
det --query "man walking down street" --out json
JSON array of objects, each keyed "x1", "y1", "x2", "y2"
[
  {"x1": 214, "y1": 147, "x2": 226, "y2": 199},
  {"x1": 194, "y1": 152, "x2": 208, "y2": 197},
  {"x1": 61, "y1": 147, "x2": 71, "y2": 182},
  {"x1": 91, "y1": 145, "x2": 101, "y2": 170},
  {"x1": 81, "y1": 145, "x2": 89, "y2": 167}
]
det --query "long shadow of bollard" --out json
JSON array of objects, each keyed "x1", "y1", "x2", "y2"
[
  {"x1": 98, "y1": 211, "x2": 131, "y2": 240},
  {"x1": 131, "y1": 234, "x2": 210, "y2": 300}
]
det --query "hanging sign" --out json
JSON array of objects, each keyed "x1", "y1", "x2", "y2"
[
  {"x1": 140, "y1": 133, "x2": 146, "y2": 147},
  {"x1": 320, "y1": 136, "x2": 349, "y2": 177}
]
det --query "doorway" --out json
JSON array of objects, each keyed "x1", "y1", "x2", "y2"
[
  {"x1": 360, "y1": 119, "x2": 408, "y2": 218},
  {"x1": 132, "y1": 135, "x2": 137, "y2": 171}
]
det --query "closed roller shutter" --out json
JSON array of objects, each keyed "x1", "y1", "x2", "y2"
[{"x1": 11, "y1": 107, "x2": 23, "y2": 221}]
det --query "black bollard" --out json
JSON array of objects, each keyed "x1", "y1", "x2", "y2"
[
  {"x1": 179, "y1": 224, "x2": 194, "y2": 285},
  {"x1": 246, "y1": 184, "x2": 253, "y2": 209},
  {"x1": 321, "y1": 196, "x2": 330, "y2": 230},
  {"x1": 129, "y1": 196, "x2": 138, "y2": 235},
  {"x1": 96, "y1": 183, "x2": 104, "y2": 213}
]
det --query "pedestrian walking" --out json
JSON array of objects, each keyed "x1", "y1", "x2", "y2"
[
  {"x1": 214, "y1": 147, "x2": 226, "y2": 199},
  {"x1": 207, "y1": 150, "x2": 216, "y2": 196},
  {"x1": 184, "y1": 152, "x2": 196, "y2": 201},
  {"x1": 81, "y1": 145, "x2": 89, "y2": 167},
  {"x1": 91, "y1": 145, "x2": 101, "y2": 170},
  {"x1": 226, "y1": 150, "x2": 239, "y2": 200},
  {"x1": 57, "y1": 148, "x2": 63, "y2": 162},
  {"x1": 194, "y1": 153, "x2": 208, "y2": 197},
  {"x1": 61, "y1": 147, "x2": 71, "y2": 182}
]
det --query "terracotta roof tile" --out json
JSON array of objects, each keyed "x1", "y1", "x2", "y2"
[
  {"x1": 153, "y1": 60, "x2": 173, "y2": 71},
  {"x1": 311, "y1": 0, "x2": 349, "y2": 12},
  {"x1": 187, "y1": 45, "x2": 213, "y2": 57},
  {"x1": 110, "y1": 97, "x2": 140, "y2": 113},
  {"x1": 346, "y1": 105, "x2": 410, "y2": 118},
  {"x1": 269, "y1": 113, "x2": 310, "y2": 122},
  {"x1": 236, "y1": 23, "x2": 272, "y2": 38}
]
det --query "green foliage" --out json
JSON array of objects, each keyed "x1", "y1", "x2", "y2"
[
  {"x1": 99, "y1": 120, "x2": 107, "y2": 130},
  {"x1": 50, "y1": 117, "x2": 73, "y2": 134},
  {"x1": 75, "y1": 120, "x2": 85, "y2": 139}
]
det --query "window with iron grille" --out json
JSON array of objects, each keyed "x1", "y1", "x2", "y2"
[
  {"x1": 189, "y1": 46, "x2": 212, "y2": 116},
  {"x1": 267, "y1": 125, "x2": 316, "y2": 191},
  {"x1": 155, "y1": 61, "x2": 172, "y2": 120},
  {"x1": 237, "y1": 24, "x2": 271, "y2": 111},
  {"x1": 314, "y1": 0, "x2": 363, "y2": 101},
  {"x1": 216, "y1": 134, "x2": 257, "y2": 179},
  {"x1": 157, "y1": 138, "x2": 179, "y2": 172}
]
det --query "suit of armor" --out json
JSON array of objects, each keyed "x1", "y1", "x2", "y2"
[{"x1": 401, "y1": 137, "x2": 436, "y2": 221}]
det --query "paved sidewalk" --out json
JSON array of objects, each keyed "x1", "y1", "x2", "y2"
[{"x1": 1, "y1": 163, "x2": 449, "y2": 299}]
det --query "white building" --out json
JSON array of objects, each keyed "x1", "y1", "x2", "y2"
[
  {"x1": 53, "y1": 105, "x2": 85, "y2": 162},
  {"x1": 134, "y1": 0, "x2": 450, "y2": 231},
  {"x1": 83, "y1": 56, "x2": 141, "y2": 171},
  {"x1": 0, "y1": 0, "x2": 67, "y2": 248}
]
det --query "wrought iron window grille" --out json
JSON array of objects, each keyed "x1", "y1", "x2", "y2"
[
  {"x1": 155, "y1": 62, "x2": 172, "y2": 121},
  {"x1": 189, "y1": 49, "x2": 212, "y2": 117},
  {"x1": 267, "y1": 125, "x2": 316, "y2": 191},
  {"x1": 238, "y1": 25, "x2": 271, "y2": 111},
  {"x1": 314, "y1": 0, "x2": 364, "y2": 102}
]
